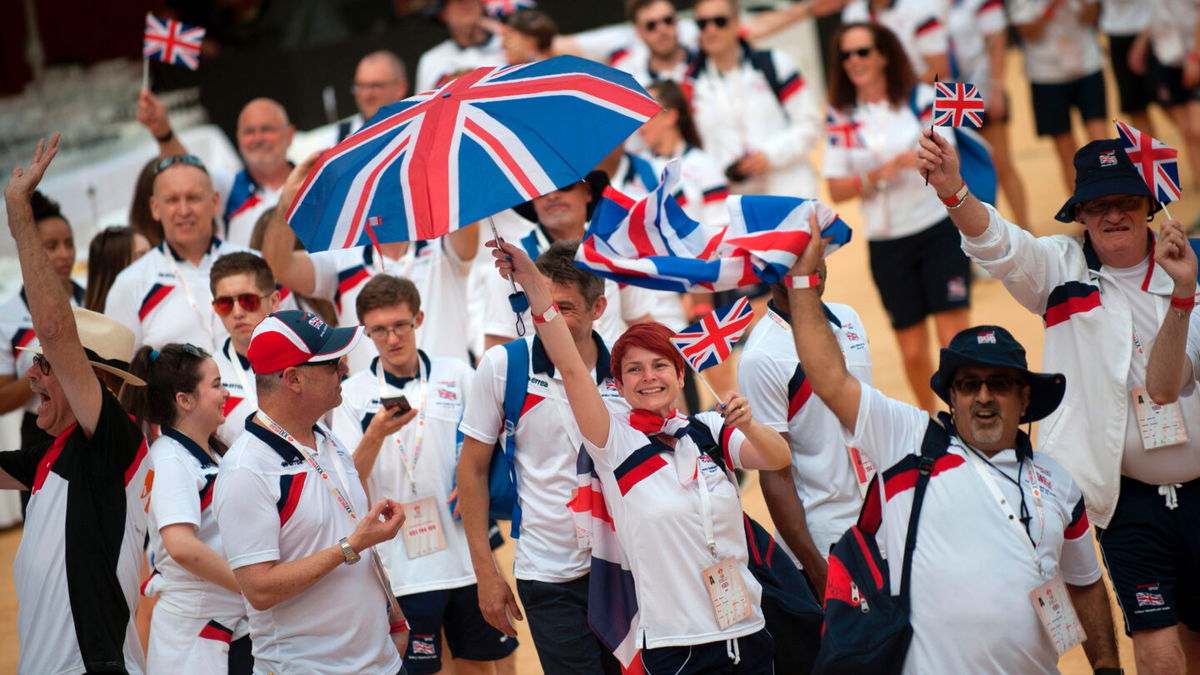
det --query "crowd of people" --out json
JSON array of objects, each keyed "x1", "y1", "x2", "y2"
[{"x1": 0, "y1": 0, "x2": 1199, "y2": 673}]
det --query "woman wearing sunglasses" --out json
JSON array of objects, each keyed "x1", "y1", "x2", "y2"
[
  {"x1": 823, "y1": 22, "x2": 972, "y2": 414},
  {"x1": 124, "y1": 343, "x2": 251, "y2": 674}
]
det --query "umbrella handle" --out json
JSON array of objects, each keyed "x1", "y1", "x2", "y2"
[{"x1": 508, "y1": 291, "x2": 529, "y2": 337}]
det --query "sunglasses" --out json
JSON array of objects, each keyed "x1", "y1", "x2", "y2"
[
  {"x1": 951, "y1": 376, "x2": 1023, "y2": 395},
  {"x1": 155, "y1": 154, "x2": 208, "y2": 176},
  {"x1": 840, "y1": 47, "x2": 875, "y2": 61},
  {"x1": 696, "y1": 15, "x2": 731, "y2": 30},
  {"x1": 212, "y1": 293, "x2": 270, "y2": 316},
  {"x1": 1077, "y1": 196, "x2": 1145, "y2": 218},
  {"x1": 33, "y1": 354, "x2": 52, "y2": 376},
  {"x1": 642, "y1": 14, "x2": 675, "y2": 31}
]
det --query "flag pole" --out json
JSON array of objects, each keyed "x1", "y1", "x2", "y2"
[
  {"x1": 142, "y1": 57, "x2": 149, "y2": 93},
  {"x1": 925, "y1": 72, "x2": 937, "y2": 187},
  {"x1": 674, "y1": 347, "x2": 726, "y2": 409}
]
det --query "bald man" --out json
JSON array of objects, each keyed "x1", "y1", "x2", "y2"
[
  {"x1": 137, "y1": 92, "x2": 296, "y2": 247},
  {"x1": 338, "y1": 51, "x2": 409, "y2": 142}
]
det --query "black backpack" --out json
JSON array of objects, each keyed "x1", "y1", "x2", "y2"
[{"x1": 812, "y1": 418, "x2": 950, "y2": 674}]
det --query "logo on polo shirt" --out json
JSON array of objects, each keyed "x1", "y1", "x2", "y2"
[
  {"x1": 602, "y1": 378, "x2": 620, "y2": 397},
  {"x1": 977, "y1": 330, "x2": 996, "y2": 344},
  {"x1": 1099, "y1": 151, "x2": 1117, "y2": 167},
  {"x1": 530, "y1": 376, "x2": 549, "y2": 388}
]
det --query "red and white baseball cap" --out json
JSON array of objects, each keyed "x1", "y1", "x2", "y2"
[{"x1": 247, "y1": 310, "x2": 363, "y2": 374}]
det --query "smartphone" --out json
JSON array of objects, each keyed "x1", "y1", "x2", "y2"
[{"x1": 381, "y1": 395, "x2": 411, "y2": 414}]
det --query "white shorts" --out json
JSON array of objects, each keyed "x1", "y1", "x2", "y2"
[{"x1": 147, "y1": 604, "x2": 249, "y2": 675}]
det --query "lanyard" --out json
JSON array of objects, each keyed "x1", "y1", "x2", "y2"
[
  {"x1": 964, "y1": 447, "x2": 1045, "y2": 576},
  {"x1": 226, "y1": 340, "x2": 252, "y2": 399},
  {"x1": 696, "y1": 453, "x2": 718, "y2": 559},
  {"x1": 165, "y1": 252, "x2": 214, "y2": 345},
  {"x1": 380, "y1": 242, "x2": 417, "y2": 278},
  {"x1": 256, "y1": 411, "x2": 359, "y2": 521},
  {"x1": 378, "y1": 359, "x2": 426, "y2": 494}
]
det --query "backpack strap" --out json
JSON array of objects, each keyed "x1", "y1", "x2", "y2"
[
  {"x1": 500, "y1": 339, "x2": 531, "y2": 536},
  {"x1": 898, "y1": 418, "x2": 950, "y2": 606}
]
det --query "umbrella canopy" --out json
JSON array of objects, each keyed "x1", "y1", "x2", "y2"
[{"x1": 286, "y1": 55, "x2": 661, "y2": 252}]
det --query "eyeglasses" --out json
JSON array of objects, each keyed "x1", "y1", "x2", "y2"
[
  {"x1": 212, "y1": 293, "x2": 270, "y2": 316},
  {"x1": 840, "y1": 47, "x2": 875, "y2": 61},
  {"x1": 1078, "y1": 196, "x2": 1146, "y2": 218},
  {"x1": 296, "y1": 359, "x2": 340, "y2": 372},
  {"x1": 696, "y1": 15, "x2": 731, "y2": 30},
  {"x1": 32, "y1": 354, "x2": 52, "y2": 376},
  {"x1": 642, "y1": 14, "x2": 675, "y2": 31},
  {"x1": 951, "y1": 376, "x2": 1023, "y2": 395},
  {"x1": 352, "y1": 80, "x2": 400, "y2": 93},
  {"x1": 154, "y1": 154, "x2": 208, "y2": 176},
  {"x1": 366, "y1": 321, "x2": 416, "y2": 340}
]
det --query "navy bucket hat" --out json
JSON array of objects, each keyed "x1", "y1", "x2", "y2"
[{"x1": 1055, "y1": 139, "x2": 1161, "y2": 223}]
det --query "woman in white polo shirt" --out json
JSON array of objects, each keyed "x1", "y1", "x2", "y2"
[
  {"x1": 125, "y1": 343, "x2": 249, "y2": 674},
  {"x1": 490, "y1": 240, "x2": 790, "y2": 674},
  {"x1": 824, "y1": 21, "x2": 971, "y2": 414}
]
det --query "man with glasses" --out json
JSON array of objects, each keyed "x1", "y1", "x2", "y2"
[
  {"x1": 685, "y1": 0, "x2": 821, "y2": 199},
  {"x1": 918, "y1": 132, "x2": 1199, "y2": 672},
  {"x1": 611, "y1": 0, "x2": 694, "y2": 86},
  {"x1": 416, "y1": 0, "x2": 505, "y2": 94},
  {"x1": 105, "y1": 154, "x2": 253, "y2": 353},
  {"x1": 2, "y1": 135, "x2": 153, "y2": 673},
  {"x1": 332, "y1": 274, "x2": 519, "y2": 675},
  {"x1": 209, "y1": 252, "x2": 281, "y2": 446},
  {"x1": 336, "y1": 51, "x2": 409, "y2": 143},
  {"x1": 782, "y1": 221, "x2": 1122, "y2": 672}
]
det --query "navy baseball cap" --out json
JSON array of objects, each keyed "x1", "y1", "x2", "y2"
[
  {"x1": 930, "y1": 325, "x2": 1066, "y2": 423},
  {"x1": 1055, "y1": 139, "x2": 1161, "y2": 222},
  {"x1": 246, "y1": 310, "x2": 362, "y2": 374}
]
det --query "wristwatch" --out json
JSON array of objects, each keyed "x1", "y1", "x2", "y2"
[{"x1": 338, "y1": 537, "x2": 361, "y2": 565}]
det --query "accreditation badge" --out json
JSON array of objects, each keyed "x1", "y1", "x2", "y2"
[
  {"x1": 702, "y1": 556, "x2": 754, "y2": 629},
  {"x1": 400, "y1": 495, "x2": 447, "y2": 558},
  {"x1": 1029, "y1": 575, "x2": 1087, "y2": 656},
  {"x1": 1131, "y1": 386, "x2": 1189, "y2": 450}
]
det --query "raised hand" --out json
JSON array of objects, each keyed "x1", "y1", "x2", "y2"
[
  {"x1": 136, "y1": 90, "x2": 171, "y2": 139},
  {"x1": 1155, "y1": 220, "x2": 1198, "y2": 298},
  {"x1": 279, "y1": 150, "x2": 326, "y2": 214},
  {"x1": 787, "y1": 210, "x2": 829, "y2": 277},
  {"x1": 915, "y1": 128, "x2": 963, "y2": 195},
  {"x1": 5, "y1": 135, "x2": 60, "y2": 207},
  {"x1": 719, "y1": 392, "x2": 754, "y2": 429}
]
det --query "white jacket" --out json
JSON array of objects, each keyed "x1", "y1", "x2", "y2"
[{"x1": 961, "y1": 204, "x2": 1188, "y2": 528}]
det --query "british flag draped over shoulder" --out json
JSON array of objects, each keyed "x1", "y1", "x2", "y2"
[{"x1": 576, "y1": 159, "x2": 852, "y2": 292}]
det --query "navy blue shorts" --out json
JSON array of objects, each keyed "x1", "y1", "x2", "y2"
[
  {"x1": 1109, "y1": 33, "x2": 1158, "y2": 114},
  {"x1": 1097, "y1": 476, "x2": 1200, "y2": 634},
  {"x1": 1029, "y1": 70, "x2": 1108, "y2": 137},
  {"x1": 397, "y1": 584, "x2": 518, "y2": 675},
  {"x1": 868, "y1": 217, "x2": 971, "y2": 330},
  {"x1": 641, "y1": 628, "x2": 774, "y2": 674},
  {"x1": 516, "y1": 575, "x2": 622, "y2": 675}
]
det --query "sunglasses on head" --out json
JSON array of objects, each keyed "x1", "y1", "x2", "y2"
[
  {"x1": 154, "y1": 154, "x2": 208, "y2": 176},
  {"x1": 840, "y1": 47, "x2": 875, "y2": 61},
  {"x1": 212, "y1": 293, "x2": 270, "y2": 316},
  {"x1": 642, "y1": 14, "x2": 675, "y2": 31},
  {"x1": 696, "y1": 15, "x2": 731, "y2": 30},
  {"x1": 951, "y1": 375, "x2": 1023, "y2": 395}
]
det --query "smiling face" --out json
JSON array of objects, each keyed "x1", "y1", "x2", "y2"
[
  {"x1": 949, "y1": 365, "x2": 1030, "y2": 453},
  {"x1": 616, "y1": 345, "x2": 685, "y2": 414},
  {"x1": 840, "y1": 26, "x2": 887, "y2": 91},
  {"x1": 634, "y1": 0, "x2": 680, "y2": 59},
  {"x1": 150, "y1": 164, "x2": 218, "y2": 255},
  {"x1": 695, "y1": 0, "x2": 740, "y2": 58},
  {"x1": 1076, "y1": 194, "x2": 1152, "y2": 267},
  {"x1": 532, "y1": 181, "x2": 591, "y2": 237},
  {"x1": 176, "y1": 357, "x2": 229, "y2": 433},
  {"x1": 236, "y1": 99, "x2": 294, "y2": 176},
  {"x1": 36, "y1": 216, "x2": 76, "y2": 284}
]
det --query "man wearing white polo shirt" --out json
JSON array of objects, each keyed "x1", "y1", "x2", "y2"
[
  {"x1": 739, "y1": 261, "x2": 873, "y2": 592},
  {"x1": 458, "y1": 242, "x2": 624, "y2": 675},
  {"x1": 784, "y1": 227, "x2": 1121, "y2": 673},
  {"x1": 416, "y1": 0, "x2": 506, "y2": 93},
  {"x1": 213, "y1": 309, "x2": 408, "y2": 673},
  {"x1": 105, "y1": 155, "x2": 251, "y2": 353}
]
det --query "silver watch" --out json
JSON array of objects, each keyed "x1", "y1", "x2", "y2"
[{"x1": 338, "y1": 537, "x2": 361, "y2": 565}]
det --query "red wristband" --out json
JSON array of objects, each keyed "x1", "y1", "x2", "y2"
[
  {"x1": 533, "y1": 302, "x2": 560, "y2": 324},
  {"x1": 784, "y1": 273, "x2": 821, "y2": 290},
  {"x1": 390, "y1": 620, "x2": 410, "y2": 634},
  {"x1": 1170, "y1": 295, "x2": 1196, "y2": 311},
  {"x1": 940, "y1": 182, "x2": 970, "y2": 208}
]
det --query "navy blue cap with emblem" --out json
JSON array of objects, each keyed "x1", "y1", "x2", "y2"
[{"x1": 1055, "y1": 139, "x2": 1161, "y2": 223}]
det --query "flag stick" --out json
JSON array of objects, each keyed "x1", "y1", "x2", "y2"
[
  {"x1": 142, "y1": 58, "x2": 149, "y2": 92},
  {"x1": 1163, "y1": 203, "x2": 1174, "y2": 221},
  {"x1": 676, "y1": 349, "x2": 725, "y2": 409},
  {"x1": 925, "y1": 73, "x2": 937, "y2": 187}
]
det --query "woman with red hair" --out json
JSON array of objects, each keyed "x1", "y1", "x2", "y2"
[{"x1": 490, "y1": 240, "x2": 789, "y2": 674}]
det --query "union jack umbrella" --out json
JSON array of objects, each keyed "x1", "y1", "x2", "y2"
[
  {"x1": 484, "y1": 0, "x2": 537, "y2": 18},
  {"x1": 670, "y1": 297, "x2": 755, "y2": 372},
  {"x1": 933, "y1": 81, "x2": 985, "y2": 128},
  {"x1": 143, "y1": 14, "x2": 205, "y2": 70},
  {"x1": 1114, "y1": 120, "x2": 1182, "y2": 204},
  {"x1": 287, "y1": 56, "x2": 661, "y2": 252}
]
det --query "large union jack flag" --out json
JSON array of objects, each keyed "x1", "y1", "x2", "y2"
[
  {"x1": 671, "y1": 297, "x2": 755, "y2": 372},
  {"x1": 143, "y1": 14, "x2": 205, "y2": 70},
  {"x1": 287, "y1": 56, "x2": 660, "y2": 252},
  {"x1": 933, "y1": 81, "x2": 984, "y2": 128},
  {"x1": 1115, "y1": 120, "x2": 1181, "y2": 203}
]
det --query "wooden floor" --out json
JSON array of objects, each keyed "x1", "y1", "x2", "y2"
[{"x1": 2, "y1": 46, "x2": 1190, "y2": 672}]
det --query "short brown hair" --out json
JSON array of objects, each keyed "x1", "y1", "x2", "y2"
[
  {"x1": 626, "y1": 0, "x2": 674, "y2": 22},
  {"x1": 535, "y1": 239, "x2": 604, "y2": 305},
  {"x1": 356, "y1": 274, "x2": 421, "y2": 322},
  {"x1": 507, "y1": 9, "x2": 558, "y2": 51},
  {"x1": 827, "y1": 22, "x2": 916, "y2": 112},
  {"x1": 210, "y1": 252, "x2": 275, "y2": 295}
]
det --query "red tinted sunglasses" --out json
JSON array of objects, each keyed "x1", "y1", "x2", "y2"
[{"x1": 212, "y1": 293, "x2": 269, "y2": 316}]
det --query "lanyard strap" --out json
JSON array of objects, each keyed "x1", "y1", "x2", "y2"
[
  {"x1": 226, "y1": 340, "x2": 252, "y2": 398},
  {"x1": 377, "y1": 359, "x2": 427, "y2": 493},
  {"x1": 256, "y1": 411, "x2": 359, "y2": 521},
  {"x1": 964, "y1": 448, "x2": 1045, "y2": 576},
  {"x1": 695, "y1": 448, "x2": 718, "y2": 559},
  {"x1": 165, "y1": 253, "x2": 214, "y2": 345}
]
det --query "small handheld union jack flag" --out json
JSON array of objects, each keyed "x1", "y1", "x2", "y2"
[
  {"x1": 826, "y1": 107, "x2": 863, "y2": 149},
  {"x1": 484, "y1": 0, "x2": 537, "y2": 17},
  {"x1": 933, "y1": 81, "x2": 984, "y2": 128},
  {"x1": 670, "y1": 296, "x2": 754, "y2": 373},
  {"x1": 143, "y1": 14, "x2": 205, "y2": 70},
  {"x1": 1114, "y1": 120, "x2": 1181, "y2": 204}
]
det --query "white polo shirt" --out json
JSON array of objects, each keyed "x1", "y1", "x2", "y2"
[
  {"x1": 846, "y1": 385, "x2": 1102, "y2": 674},
  {"x1": 843, "y1": 0, "x2": 950, "y2": 77},
  {"x1": 105, "y1": 238, "x2": 252, "y2": 353},
  {"x1": 213, "y1": 416, "x2": 401, "y2": 674},
  {"x1": 210, "y1": 168, "x2": 282, "y2": 249},
  {"x1": 332, "y1": 352, "x2": 477, "y2": 596},
  {"x1": 481, "y1": 225, "x2": 658, "y2": 344},
  {"x1": 582, "y1": 409, "x2": 764, "y2": 649},
  {"x1": 610, "y1": 46, "x2": 693, "y2": 87},
  {"x1": 0, "y1": 283, "x2": 85, "y2": 414},
  {"x1": 214, "y1": 338, "x2": 257, "y2": 448},
  {"x1": 1010, "y1": 0, "x2": 1104, "y2": 83},
  {"x1": 146, "y1": 427, "x2": 245, "y2": 620},
  {"x1": 739, "y1": 302, "x2": 873, "y2": 558},
  {"x1": 415, "y1": 32, "x2": 505, "y2": 93},
  {"x1": 310, "y1": 239, "x2": 471, "y2": 371},
  {"x1": 823, "y1": 85, "x2": 955, "y2": 241},
  {"x1": 947, "y1": 0, "x2": 1007, "y2": 100},
  {"x1": 459, "y1": 333, "x2": 627, "y2": 582}
]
